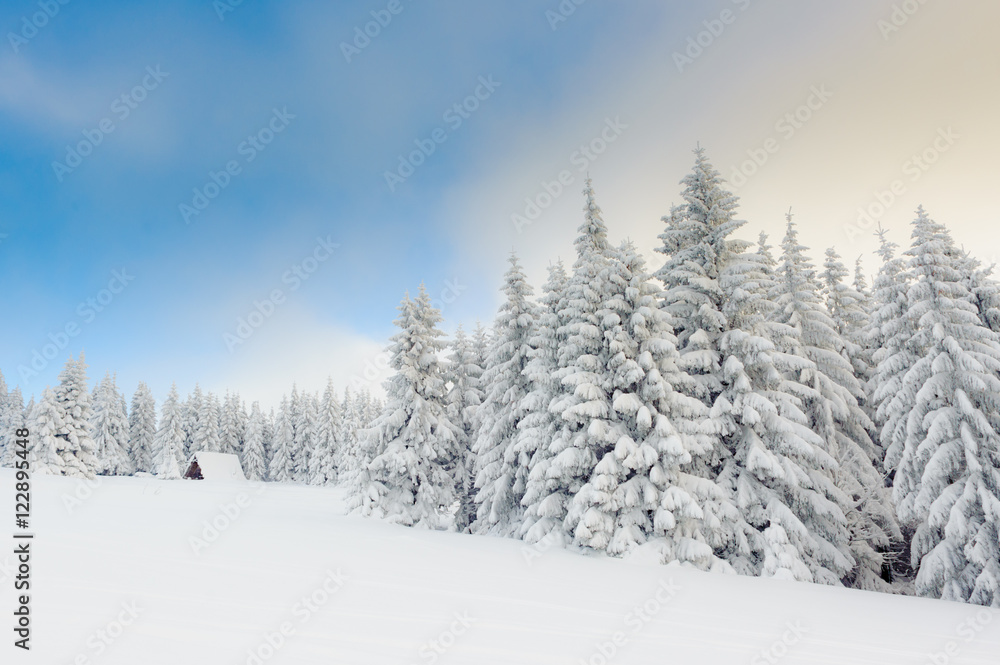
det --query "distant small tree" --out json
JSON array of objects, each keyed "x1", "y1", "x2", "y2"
[
  {"x1": 242, "y1": 402, "x2": 268, "y2": 482},
  {"x1": 91, "y1": 373, "x2": 133, "y2": 476},
  {"x1": 128, "y1": 382, "x2": 157, "y2": 473},
  {"x1": 152, "y1": 384, "x2": 184, "y2": 479},
  {"x1": 53, "y1": 355, "x2": 99, "y2": 478}
]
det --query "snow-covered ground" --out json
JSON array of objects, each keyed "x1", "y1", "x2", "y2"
[{"x1": 3, "y1": 469, "x2": 998, "y2": 664}]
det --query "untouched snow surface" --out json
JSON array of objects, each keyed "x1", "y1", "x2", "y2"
[{"x1": 3, "y1": 469, "x2": 999, "y2": 664}]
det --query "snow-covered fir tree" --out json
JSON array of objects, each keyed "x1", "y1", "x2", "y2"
[
  {"x1": 520, "y1": 180, "x2": 615, "y2": 547},
  {"x1": 0, "y1": 385, "x2": 24, "y2": 468},
  {"x1": 755, "y1": 232, "x2": 779, "y2": 300},
  {"x1": 655, "y1": 150, "x2": 869, "y2": 581},
  {"x1": 287, "y1": 386, "x2": 304, "y2": 481},
  {"x1": 91, "y1": 373, "x2": 133, "y2": 476},
  {"x1": 195, "y1": 392, "x2": 222, "y2": 454},
  {"x1": 772, "y1": 217, "x2": 899, "y2": 590},
  {"x1": 851, "y1": 255, "x2": 880, "y2": 423},
  {"x1": 294, "y1": 390, "x2": 318, "y2": 483},
  {"x1": 310, "y1": 379, "x2": 341, "y2": 485},
  {"x1": 356, "y1": 389, "x2": 375, "y2": 429},
  {"x1": 237, "y1": 395, "x2": 248, "y2": 452},
  {"x1": 219, "y1": 392, "x2": 245, "y2": 457},
  {"x1": 243, "y1": 401, "x2": 268, "y2": 482},
  {"x1": 652, "y1": 150, "x2": 770, "y2": 573},
  {"x1": 269, "y1": 396, "x2": 295, "y2": 483},
  {"x1": 716, "y1": 249, "x2": 843, "y2": 580},
  {"x1": 854, "y1": 257, "x2": 875, "y2": 323},
  {"x1": 867, "y1": 226, "x2": 919, "y2": 477},
  {"x1": 823, "y1": 247, "x2": 875, "y2": 386},
  {"x1": 653, "y1": 170, "x2": 732, "y2": 410},
  {"x1": 348, "y1": 287, "x2": 462, "y2": 528},
  {"x1": 518, "y1": 261, "x2": 571, "y2": 542},
  {"x1": 339, "y1": 387, "x2": 359, "y2": 476},
  {"x1": 892, "y1": 208, "x2": 1000, "y2": 605},
  {"x1": 128, "y1": 382, "x2": 156, "y2": 473},
  {"x1": 447, "y1": 325, "x2": 485, "y2": 532},
  {"x1": 52, "y1": 355, "x2": 99, "y2": 478},
  {"x1": 472, "y1": 254, "x2": 539, "y2": 536},
  {"x1": 470, "y1": 322, "x2": 491, "y2": 374},
  {"x1": 29, "y1": 388, "x2": 66, "y2": 475},
  {"x1": 152, "y1": 384, "x2": 184, "y2": 479},
  {"x1": 261, "y1": 407, "x2": 275, "y2": 475},
  {"x1": 568, "y1": 240, "x2": 738, "y2": 570},
  {"x1": 181, "y1": 385, "x2": 203, "y2": 460},
  {"x1": 114, "y1": 387, "x2": 130, "y2": 465}
]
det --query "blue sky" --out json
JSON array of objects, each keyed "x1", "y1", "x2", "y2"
[{"x1": 2, "y1": 0, "x2": 998, "y2": 406}]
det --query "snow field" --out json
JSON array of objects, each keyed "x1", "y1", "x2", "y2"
[{"x1": 4, "y1": 470, "x2": 999, "y2": 664}]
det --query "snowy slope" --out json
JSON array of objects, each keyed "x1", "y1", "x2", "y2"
[{"x1": 3, "y1": 469, "x2": 998, "y2": 664}]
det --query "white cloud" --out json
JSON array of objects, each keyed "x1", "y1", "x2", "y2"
[{"x1": 212, "y1": 304, "x2": 389, "y2": 409}]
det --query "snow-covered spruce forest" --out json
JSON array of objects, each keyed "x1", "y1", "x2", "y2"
[{"x1": 6, "y1": 150, "x2": 1000, "y2": 609}]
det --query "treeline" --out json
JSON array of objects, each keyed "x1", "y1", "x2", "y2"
[
  {"x1": 345, "y1": 149, "x2": 1000, "y2": 607},
  {"x1": 5, "y1": 149, "x2": 999, "y2": 608},
  {"x1": 0, "y1": 362, "x2": 382, "y2": 484}
]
